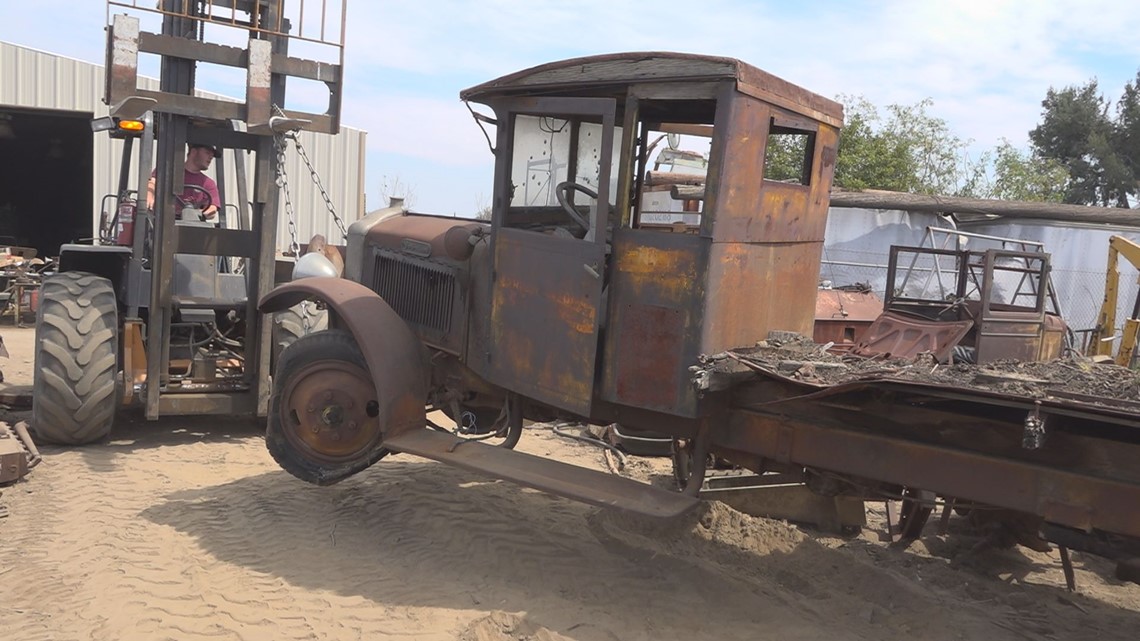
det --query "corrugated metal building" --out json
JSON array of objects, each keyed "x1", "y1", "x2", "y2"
[{"x1": 0, "y1": 41, "x2": 366, "y2": 256}]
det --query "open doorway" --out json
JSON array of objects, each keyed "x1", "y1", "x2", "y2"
[{"x1": 0, "y1": 107, "x2": 93, "y2": 258}]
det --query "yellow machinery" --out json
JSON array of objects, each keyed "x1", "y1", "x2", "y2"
[{"x1": 1088, "y1": 235, "x2": 1140, "y2": 366}]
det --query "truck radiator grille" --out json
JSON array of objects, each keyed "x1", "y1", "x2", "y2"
[{"x1": 371, "y1": 254, "x2": 455, "y2": 333}]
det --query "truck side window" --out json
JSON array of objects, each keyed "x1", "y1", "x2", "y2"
[
  {"x1": 764, "y1": 117, "x2": 817, "y2": 186},
  {"x1": 637, "y1": 126, "x2": 711, "y2": 232}
]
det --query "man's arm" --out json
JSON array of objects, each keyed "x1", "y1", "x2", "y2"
[
  {"x1": 146, "y1": 175, "x2": 156, "y2": 209},
  {"x1": 202, "y1": 176, "x2": 221, "y2": 220}
]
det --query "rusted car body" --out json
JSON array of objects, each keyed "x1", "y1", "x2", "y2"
[
  {"x1": 853, "y1": 245, "x2": 1068, "y2": 363},
  {"x1": 260, "y1": 52, "x2": 1140, "y2": 564}
]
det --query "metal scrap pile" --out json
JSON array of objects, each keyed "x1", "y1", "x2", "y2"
[{"x1": 705, "y1": 333, "x2": 1140, "y2": 404}]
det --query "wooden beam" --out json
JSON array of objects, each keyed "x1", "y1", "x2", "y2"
[{"x1": 830, "y1": 189, "x2": 1140, "y2": 227}]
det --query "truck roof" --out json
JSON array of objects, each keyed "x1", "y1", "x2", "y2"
[{"x1": 460, "y1": 51, "x2": 843, "y2": 127}]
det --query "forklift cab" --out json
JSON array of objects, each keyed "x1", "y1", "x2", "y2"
[
  {"x1": 461, "y1": 53, "x2": 843, "y2": 421},
  {"x1": 73, "y1": 111, "x2": 249, "y2": 314}
]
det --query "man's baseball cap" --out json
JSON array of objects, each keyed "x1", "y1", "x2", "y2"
[{"x1": 189, "y1": 143, "x2": 220, "y2": 157}]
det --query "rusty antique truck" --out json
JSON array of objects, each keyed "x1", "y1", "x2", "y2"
[{"x1": 260, "y1": 52, "x2": 1140, "y2": 569}]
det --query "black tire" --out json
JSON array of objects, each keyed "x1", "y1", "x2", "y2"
[
  {"x1": 32, "y1": 272, "x2": 119, "y2": 445},
  {"x1": 267, "y1": 330, "x2": 388, "y2": 485},
  {"x1": 271, "y1": 302, "x2": 328, "y2": 365}
]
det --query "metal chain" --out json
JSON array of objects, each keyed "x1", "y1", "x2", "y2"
[
  {"x1": 272, "y1": 105, "x2": 348, "y2": 240},
  {"x1": 274, "y1": 130, "x2": 301, "y2": 258}
]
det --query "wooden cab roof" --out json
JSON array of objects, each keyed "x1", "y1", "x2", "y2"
[{"x1": 459, "y1": 51, "x2": 843, "y2": 127}]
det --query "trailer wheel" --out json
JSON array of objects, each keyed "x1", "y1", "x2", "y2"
[
  {"x1": 671, "y1": 437, "x2": 712, "y2": 494},
  {"x1": 271, "y1": 301, "x2": 328, "y2": 365},
  {"x1": 32, "y1": 272, "x2": 119, "y2": 444},
  {"x1": 267, "y1": 330, "x2": 388, "y2": 485}
]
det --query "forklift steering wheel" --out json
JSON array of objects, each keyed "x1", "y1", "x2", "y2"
[
  {"x1": 554, "y1": 181, "x2": 596, "y2": 233},
  {"x1": 172, "y1": 184, "x2": 214, "y2": 219}
]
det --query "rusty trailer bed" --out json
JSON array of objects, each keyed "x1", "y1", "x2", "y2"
[{"x1": 721, "y1": 365, "x2": 1140, "y2": 546}]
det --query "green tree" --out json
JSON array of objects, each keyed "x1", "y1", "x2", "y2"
[
  {"x1": 986, "y1": 139, "x2": 1069, "y2": 202},
  {"x1": 1029, "y1": 78, "x2": 1139, "y2": 207},
  {"x1": 831, "y1": 96, "x2": 986, "y2": 197},
  {"x1": 832, "y1": 97, "x2": 916, "y2": 192},
  {"x1": 1114, "y1": 71, "x2": 1140, "y2": 204}
]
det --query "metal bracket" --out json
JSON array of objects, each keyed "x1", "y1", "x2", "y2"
[{"x1": 109, "y1": 96, "x2": 158, "y2": 120}]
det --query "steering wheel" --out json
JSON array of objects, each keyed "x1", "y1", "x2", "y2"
[
  {"x1": 554, "y1": 181, "x2": 597, "y2": 233},
  {"x1": 172, "y1": 184, "x2": 214, "y2": 219}
]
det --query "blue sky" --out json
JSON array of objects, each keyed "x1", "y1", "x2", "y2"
[{"x1": 3, "y1": 1, "x2": 1140, "y2": 217}]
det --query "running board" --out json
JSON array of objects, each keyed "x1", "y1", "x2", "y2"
[{"x1": 382, "y1": 429, "x2": 700, "y2": 518}]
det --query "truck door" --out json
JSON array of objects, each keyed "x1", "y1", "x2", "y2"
[
  {"x1": 975, "y1": 249, "x2": 1050, "y2": 363},
  {"x1": 486, "y1": 98, "x2": 618, "y2": 416}
]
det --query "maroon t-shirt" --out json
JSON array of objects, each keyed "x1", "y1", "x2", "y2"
[
  {"x1": 180, "y1": 170, "x2": 221, "y2": 211},
  {"x1": 150, "y1": 169, "x2": 221, "y2": 212}
]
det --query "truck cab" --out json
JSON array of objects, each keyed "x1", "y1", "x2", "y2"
[{"x1": 261, "y1": 52, "x2": 842, "y2": 508}]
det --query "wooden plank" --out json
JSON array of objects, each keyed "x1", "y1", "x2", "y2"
[{"x1": 830, "y1": 189, "x2": 1140, "y2": 226}]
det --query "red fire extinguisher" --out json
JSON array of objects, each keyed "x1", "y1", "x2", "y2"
[{"x1": 115, "y1": 198, "x2": 137, "y2": 246}]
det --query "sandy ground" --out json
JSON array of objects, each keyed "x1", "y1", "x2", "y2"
[{"x1": 2, "y1": 325, "x2": 1140, "y2": 641}]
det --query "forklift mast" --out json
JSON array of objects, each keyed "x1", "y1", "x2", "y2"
[{"x1": 103, "y1": 0, "x2": 347, "y2": 419}]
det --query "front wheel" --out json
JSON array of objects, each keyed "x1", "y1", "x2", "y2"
[
  {"x1": 267, "y1": 330, "x2": 388, "y2": 485},
  {"x1": 32, "y1": 272, "x2": 120, "y2": 444}
]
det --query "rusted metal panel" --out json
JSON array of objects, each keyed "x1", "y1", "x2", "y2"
[
  {"x1": 701, "y1": 241, "x2": 821, "y2": 354},
  {"x1": 813, "y1": 289, "x2": 882, "y2": 351},
  {"x1": 815, "y1": 289, "x2": 882, "y2": 322},
  {"x1": 976, "y1": 314, "x2": 1051, "y2": 363},
  {"x1": 613, "y1": 304, "x2": 684, "y2": 409},
  {"x1": 694, "y1": 92, "x2": 831, "y2": 355},
  {"x1": 711, "y1": 99, "x2": 831, "y2": 244},
  {"x1": 739, "y1": 379, "x2": 1140, "y2": 486},
  {"x1": 850, "y1": 310, "x2": 973, "y2": 362},
  {"x1": 486, "y1": 229, "x2": 604, "y2": 417},
  {"x1": 365, "y1": 214, "x2": 487, "y2": 259},
  {"x1": 1042, "y1": 313, "x2": 1067, "y2": 360},
  {"x1": 601, "y1": 230, "x2": 705, "y2": 414},
  {"x1": 725, "y1": 397, "x2": 1140, "y2": 538},
  {"x1": 810, "y1": 124, "x2": 841, "y2": 215},
  {"x1": 709, "y1": 94, "x2": 770, "y2": 243}
]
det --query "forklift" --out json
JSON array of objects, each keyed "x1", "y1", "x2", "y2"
[{"x1": 32, "y1": 0, "x2": 346, "y2": 444}]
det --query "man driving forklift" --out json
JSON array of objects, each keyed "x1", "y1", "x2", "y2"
[{"x1": 146, "y1": 143, "x2": 221, "y2": 221}]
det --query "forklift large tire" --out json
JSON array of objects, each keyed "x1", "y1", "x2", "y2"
[
  {"x1": 32, "y1": 272, "x2": 119, "y2": 445},
  {"x1": 267, "y1": 329, "x2": 389, "y2": 485},
  {"x1": 271, "y1": 301, "x2": 329, "y2": 366}
]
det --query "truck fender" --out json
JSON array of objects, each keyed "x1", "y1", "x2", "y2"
[{"x1": 258, "y1": 277, "x2": 427, "y2": 439}]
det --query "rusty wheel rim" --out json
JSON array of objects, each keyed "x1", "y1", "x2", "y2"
[{"x1": 281, "y1": 359, "x2": 381, "y2": 463}]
